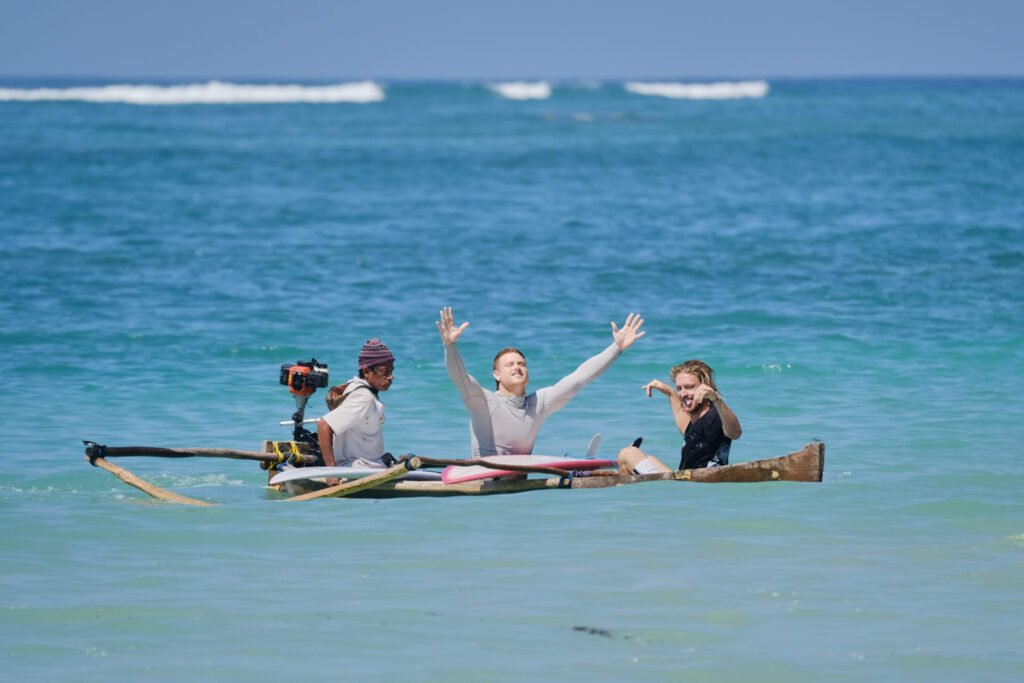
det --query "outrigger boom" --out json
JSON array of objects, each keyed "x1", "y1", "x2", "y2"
[{"x1": 83, "y1": 440, "x2": 825, "y2": 505}]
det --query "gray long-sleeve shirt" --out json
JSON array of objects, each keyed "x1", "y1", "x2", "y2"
[{"x1": 444, "y1": 342, "x2": 622, "y2": 456}]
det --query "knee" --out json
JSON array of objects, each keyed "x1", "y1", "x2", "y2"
[{"x1": 617, "y1": 446, "x2": 645, "y2": 472}]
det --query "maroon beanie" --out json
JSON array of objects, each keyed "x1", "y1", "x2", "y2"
[{"x1": 358, "y1": 338, "x2": 395, "y2": 369}]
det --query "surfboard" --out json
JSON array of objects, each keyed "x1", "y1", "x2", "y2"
[
  {"x1": 441, "y1": 455, "x2": 615, "y2": 484},
  {"x1": 269, "y1": 466, "x2": 442, "y2": 485}
]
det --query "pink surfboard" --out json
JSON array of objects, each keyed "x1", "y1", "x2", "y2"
[{"x1": 442, "y1": 455, "x2": 615, "y2": 484}]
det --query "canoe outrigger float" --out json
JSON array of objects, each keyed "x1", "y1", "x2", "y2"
[
  {"x1": 81, "y1": 357, "x2": 824, "y2": 505},
  {"x1": 83, "y1": 440, "x2": 824, "y2": 505}
]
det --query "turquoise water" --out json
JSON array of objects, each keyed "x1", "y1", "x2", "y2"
[{"x1": 2, "y1": 78, "x2": 1023, "y2": 681}]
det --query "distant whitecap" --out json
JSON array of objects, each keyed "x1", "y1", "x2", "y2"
[
  {"x1": 624, "y1": 80, "x2": 769, "y2": 100},
  {"x1": 0, "y1": 81, "x2": 386, "y2": 105},
  {"x1": 489, "y1": 81, "x2": 552, "y2": 100}
]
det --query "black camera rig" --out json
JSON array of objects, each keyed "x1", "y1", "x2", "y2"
[{"x1": 279, "y1": 358, "x2": 329, "y2": 448}]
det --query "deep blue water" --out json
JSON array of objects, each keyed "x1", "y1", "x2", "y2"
[{"x1": 1, "y1": 78, "x2": 1023, "y2": 681}]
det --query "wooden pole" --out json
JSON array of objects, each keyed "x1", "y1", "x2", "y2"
[
  {"x1": 286, "y1": 457, "x2": 424, "y2": 501},
  {"x1": 86, "y1": 455, "x2": 214, "y2": 507},
  {"x1": 83, "y1": 441, "x2": 319, "y2": 466}
]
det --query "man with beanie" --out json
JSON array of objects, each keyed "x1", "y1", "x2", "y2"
[{"x1": 317, "y1": 339, "x2": 395, "y2": 478}]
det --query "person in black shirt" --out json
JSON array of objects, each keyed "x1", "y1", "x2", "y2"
[{"x1": 618, "y1": 359, "x2": 742, "y2": 474}]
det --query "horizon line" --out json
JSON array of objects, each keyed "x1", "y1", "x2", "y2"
[{"x1": 2, "y1": 73, "x2": 1023, "y2": 84}]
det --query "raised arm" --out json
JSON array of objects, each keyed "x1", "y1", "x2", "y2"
[
  {"x1": 610, "y1": 312, "x2": 646, "y2": 351},
  {"x1": 436, "y1": 307, "x2": 487, "y2": 405},
  {"x1": 644, "y1": 380, "x2": 742, "y2": 439},
  {"x1": 538, "y1": 313, "x2": 645, "y2": 413},
  {"x1": 693, "y1": 385, "x2": 742, "y2": 440},
  {"x1": 643, "y1": 379, "x2": 691, "y2": 436},
  {"x1": 436, "y1": 306, "x2": 469, "y2": 346}
]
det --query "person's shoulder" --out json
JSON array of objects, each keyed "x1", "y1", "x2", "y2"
[
  {"x1": 341, "y1": 379, "x2": 377, "y2": 404},
  {"x1": 345, "y1": 377, "x2": 370, "y2": 392}
]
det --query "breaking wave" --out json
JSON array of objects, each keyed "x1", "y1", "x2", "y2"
[
  {"x1": 488, "y1": 81, "x2": 552, "y2": 100},
  {"x1": 624, "y1": 80, "x2": 769, "y2": 100},
  {"x1": 0, "y1": 80, "x2": 386, "y2": 105}
]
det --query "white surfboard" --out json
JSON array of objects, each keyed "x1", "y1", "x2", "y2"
[
  {"x1": 270, "y1": 466, "x2": 442, "y2": 486},
  {"x1": 441, "y1": 455, "x2": 615, "y2": 485}
]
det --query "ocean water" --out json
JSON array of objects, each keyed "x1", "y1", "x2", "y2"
[{"x1": 1, "y1": 78, "x2": 1022, "y2": 681}]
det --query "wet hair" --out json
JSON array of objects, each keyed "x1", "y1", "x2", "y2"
[
  {"x1": 492, "y1": 347, "x2": 526, "y2": 389},
  {"x1": 670, "y1": 359, "x2": 717, "y2": 391}
]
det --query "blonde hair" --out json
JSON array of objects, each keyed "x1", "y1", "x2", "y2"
[
  {"x1": 492, "y1": 347, "x2": 526, "y2": 389},
  {"x1": 670, "y1": 359, "x2": 717, "y2": 391}
]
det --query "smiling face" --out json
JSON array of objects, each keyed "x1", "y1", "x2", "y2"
[
  {"x1": 673, "y1": 371, "x2": 704, "y2": 412},
  {"x1": 670, "y1": 360, "x2": 716, "y2": 414},
  {"x1": 492, "y1": 349, "x2": 528, "y2": 396}
]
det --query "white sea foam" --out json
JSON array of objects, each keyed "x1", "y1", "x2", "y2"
[
  {"x1": 0, "y1": 81, "x2": 386, "y2": 105},
  {"x1": 624, "y1": 80, "x2": 769, "y2": 100},
  {"x1": 155, "y1": 473, "x2": 246, "y2": 488},
  {"x1": 488, "y1": 81, "x2": 552, "y2": 100}
]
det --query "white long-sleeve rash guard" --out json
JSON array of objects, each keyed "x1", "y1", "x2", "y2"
[{"x1": 444, "y1": 342, "x2": 622, "y2": 456}]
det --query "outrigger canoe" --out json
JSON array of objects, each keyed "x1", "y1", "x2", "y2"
[{"x1": 83, "y1": 440, "x2": 825, "y2": 505}]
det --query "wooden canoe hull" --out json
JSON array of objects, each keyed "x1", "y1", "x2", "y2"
[{"x1": 277, "y1": 442, "x2": 825, "y2": 499}]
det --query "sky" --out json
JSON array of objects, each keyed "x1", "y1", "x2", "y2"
[{"x1": 1, "y1": 0, "x2": 1022, "y2": 80}]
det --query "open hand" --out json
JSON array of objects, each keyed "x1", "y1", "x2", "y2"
[
  {"x1": 436, "y1": 306, "x2": 469, "y2": 345},
  {"x1": 611, "y1": 313, "x2": 646, "y2": 351}
]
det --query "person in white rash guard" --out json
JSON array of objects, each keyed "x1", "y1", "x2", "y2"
[
  {"x1": 317, "y1": 338, "x2": 395, "y2": 485},
  {"x1": 435, "y1": 306, "x2": 645, "y2": 456}
]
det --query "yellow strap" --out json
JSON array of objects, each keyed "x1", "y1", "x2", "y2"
[{"x1": 271, "y1": 441, "x2": 303, "y2": 464}]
